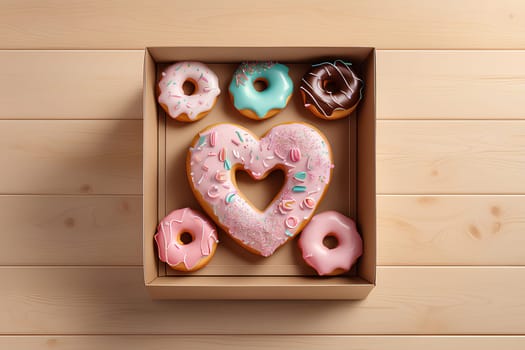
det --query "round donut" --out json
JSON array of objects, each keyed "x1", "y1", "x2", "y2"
[
  {"x1": 298, "y1": 211, "x2": 363, "y2": 276},
  {"x1": 229, "y1": 61, "x2": 293, "y2": 120},
  {"x1": 154, "y1": 208, "x2": 219, "y2": 272},
  {"x1": 187, "y1": 122, "x2": 333, "y2": 257},
  {"x1": 157, "y1": 61, "x2": 220, "y2": 122},
  {"x1": 300, "y1": 60, "x2": 364, "y2": 120}
]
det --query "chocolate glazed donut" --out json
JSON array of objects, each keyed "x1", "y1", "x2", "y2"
[{"x1": 300, "y1": 60, "x2": 364, "y2": 120}]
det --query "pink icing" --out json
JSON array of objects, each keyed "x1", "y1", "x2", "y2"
[
  {"x1": 188, "y1": 123, "x2": 333, "y2": 257},
  {"x1": 154, "y1": 208, "x2": 219, "y2": 270},
  {"x1": 158, "y1": 62, "x2": 220, "y2": 121},
  {"x1": 298, "y1": 211, "x2": 363, "y2": 276}
]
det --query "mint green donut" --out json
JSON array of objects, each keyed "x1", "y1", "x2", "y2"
[{"x1": 229, "y1": 62, "x2": 293, "y2": 119}]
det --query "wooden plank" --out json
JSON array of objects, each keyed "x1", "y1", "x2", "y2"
[
  {"x1": 0, "y1": 120, "x2": 142, "y2": 195},
  {"x1": 377, "y1": 51, "x2": 525, "y2": 119},
  {"x1": 1, "y1": 1, "x2": 525, "y2": 49},
  {"x1": 0, "y1": 196, "x2": 142, "y2": 265},
  {"x1": 0, "y1": 51, "x2": 143, "y2": 119},
  {"x1": 2, "y1": 194, "x2": 523, "y2": 267},
  {"x1": 1, "y1": 335, "x2": 524, "y2": 350},
  {"x1": 378, "y1": 195, "x2": 525, "y2": 265},
  {"x1": 377, "y1": 121, "x2": 525, "y2": 194},
  {"x1": 1, "y1": 267, "x2": 524, "y2": 334}
]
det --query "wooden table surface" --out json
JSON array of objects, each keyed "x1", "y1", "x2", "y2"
[{"x1": 1, "y1": 1, "x2": 525, "y2": 348}]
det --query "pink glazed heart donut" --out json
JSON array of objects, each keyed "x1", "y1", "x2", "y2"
[
  {"x1": 298, "y1": 211, "x2": 363, "y2": 276},
  {"x1": 187, "y1": 123, "x2": 333, "y2": 257},
  {"x1": 154, "y1": 208, "x2": 219, "y2": 272}
]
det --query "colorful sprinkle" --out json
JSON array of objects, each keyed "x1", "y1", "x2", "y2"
[
  {"x1": 197, "y1": 135, "x2": 206, "y2": 147},
  {"x1": 224, "y1": 158, "x2": 231, "y2": 170},
  {"x1": 218, "y1": 148, "x2": 226, "y2": 162},
  {"x1": 232, "y1": 149, "x2": 240, "y2": 159},
  {"x1": 231, "y1": 139, "x2": 240, "y2": 146},
  {"x1": 294, "y1": 171, "x2": 307, "y2": 182},
  {"x1": 285, "y1": 216, "x2": 299, "y2": 229},
  {"x1": 209, "y1": 131, "x2": 217, "y2": 147},
  {"x1": 285, "y1": 229, "x2": 294, "y2": 237},
  {"x1": 292, "y1": 185, "x2": 307, "y2": 193},
  {"x1": 225, "y1": 192, "x2": 236, "y2": 204},
  {"x1": 235, "y1": 130, "x2": 244, "y2": 142},
  {"x1": 289, "y1": 147, "x2": 301, "y2": 162},
  {"x1": 197, "y1": 174, "x2": 205, "y2": 185},
  {"x1": 278, "y1": 199, "x2": 296, "y2": 214},
  {"x1": 215, "y1": 170, "x2": 227, "y2": 183},
  {"x1": 302, "y1": 197, "x2": 316, "y2": 209},
  {"x1": 207, "y1": 185, "x2": 220, "y2": 198}
]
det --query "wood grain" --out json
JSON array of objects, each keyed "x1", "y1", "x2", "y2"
[
  {"x1": 0, "y1": 196, "x2": 142, "y2": 266},
  {"x1": 5, "y1": 195, "x2": 523, "y2": 267},
  {"x1": 1, "y1": 335, "x2": 524, "y2": 349},
  {"x1": 377, "y1": 121, "x2": 525, "y2": 194},
  {"x1": 0, "y1": 120, "x2": 142, "y2": 195},
  {"x1": 0, "y1": 1, "x2": 524, "y2": 49},
  {"x1": 1, "y1": 267, "x2": 524, "y2": 334},
  {"x1": 378, "y1": 195, "x2": 525, "y2": 265},
  {"x1": 0, "y1": 51, "x2": 143, "y2": 119},
  {"x1": 377, "y1": 51, "x2": 525, "y2": 119}
]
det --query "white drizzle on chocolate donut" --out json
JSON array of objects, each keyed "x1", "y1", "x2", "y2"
[{"x1": 300, "y1": 60, "x2": 364, "y2": 119}]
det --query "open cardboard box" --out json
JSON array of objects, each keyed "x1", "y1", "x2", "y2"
[{"x1": 143, "y1": 47, "x2": 376, "y2": 299}]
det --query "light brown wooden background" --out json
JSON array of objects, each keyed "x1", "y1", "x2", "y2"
[{"x1": 1, "y1": 1, "x2": 525, "y2": 348}]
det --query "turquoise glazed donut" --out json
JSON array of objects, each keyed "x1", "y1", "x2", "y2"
[{"x1": 228, "y1": 62, "x2": 293, "y2": 120}]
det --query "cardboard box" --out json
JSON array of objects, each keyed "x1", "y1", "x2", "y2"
[{"x1": 143, "y1": 47, "x2": 376, "y2": 299}]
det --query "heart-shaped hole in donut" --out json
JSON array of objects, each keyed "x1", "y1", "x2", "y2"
[
  {"x1": 182, "y1": 80, "x2": 197, "y2": 96},
  {"x1": 253, "y1": 78, "x2": 269, "y2": 92},
  {"x1": 178, "y1": 232, "x2": 194, "y2": 245},
  {"x1": 323, "y1": 80, "x2": 339, "y2": 93},
  {"x1": 235, "y1": 167, "x2": 285, "y2": 211},
  {"x1": 323, "y1": 234, "x2": 339, "y2": 249}
]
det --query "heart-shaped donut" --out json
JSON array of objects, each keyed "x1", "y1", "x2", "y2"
[{"x1": 187, "y1": 123, "x2": 333, "y2": 257}]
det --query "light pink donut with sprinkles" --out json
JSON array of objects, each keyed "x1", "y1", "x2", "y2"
[
  {"x1": 187, "y1": 123, "x2": 333, "y2": 257},
  {"x1": 158, "y1": 61, "x2": 220, "y2": 122},
  {"x1": 154, "y1": 208, "x2": 219, "y2": 272},
  {"x1": 298, "y1": 211, "x2": 363, "y2": 276}
]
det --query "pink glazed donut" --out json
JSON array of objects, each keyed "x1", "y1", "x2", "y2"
[
  {"x1": 154, "y1": 208, "x2": 219, "y2": 272},
  {"x1": 298, "y1": 211, "x2": 363, "y2": 276}
]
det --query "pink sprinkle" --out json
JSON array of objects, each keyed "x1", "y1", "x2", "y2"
[
  {"x1": 202, "y1": 164, "x2": 209, "y2": 171},
  {"x1": 202, "y1": 76, "x2": 209, "y2": 83},
  {"x1": 215, "y1": 170, "x2": 227, "y2": 183},
  {"x1": 207, "y1": 185, "x2": 220, "y2": 198},
  {"x1": 285, "y1": 216, "x2": 299, "y2": 229},
  {"x1": 289, "y1": 147, "x2": 301, "y2": 162},
  {"x1": 208, "y1": 152, "x2": 217, "y2": 157},
  {"x1": 231, "y1": 139, "x2": 240, "y2": 146},
  {"x1": 210, "y1": 131, "x2": 217, "y2": 147},
  {"x1": 303, "y1": 197, "x2": 316, "y2": 209},
  {"x1": 218, "y1": 148, "x2": 226, "y2": 162}
]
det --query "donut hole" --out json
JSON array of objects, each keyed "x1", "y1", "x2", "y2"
[
  {"x1": 323, "y1": 234, "x2": 339, "y2": 249},
  {"x1": 323, "y1": 80, "x2": 339, "y2": 93},
  {"x1": 182, "y1": 80, "x2": 196, "y2": 95},
  {"x1": 235, "y1": 167, "x2": 285, "y2": 211},
  {"x1": 253, "y1": 78, "x2": 269, "y2": 92},
  {"x1": 178, "y1": 232, "x2": 194, "y2": 245}
]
